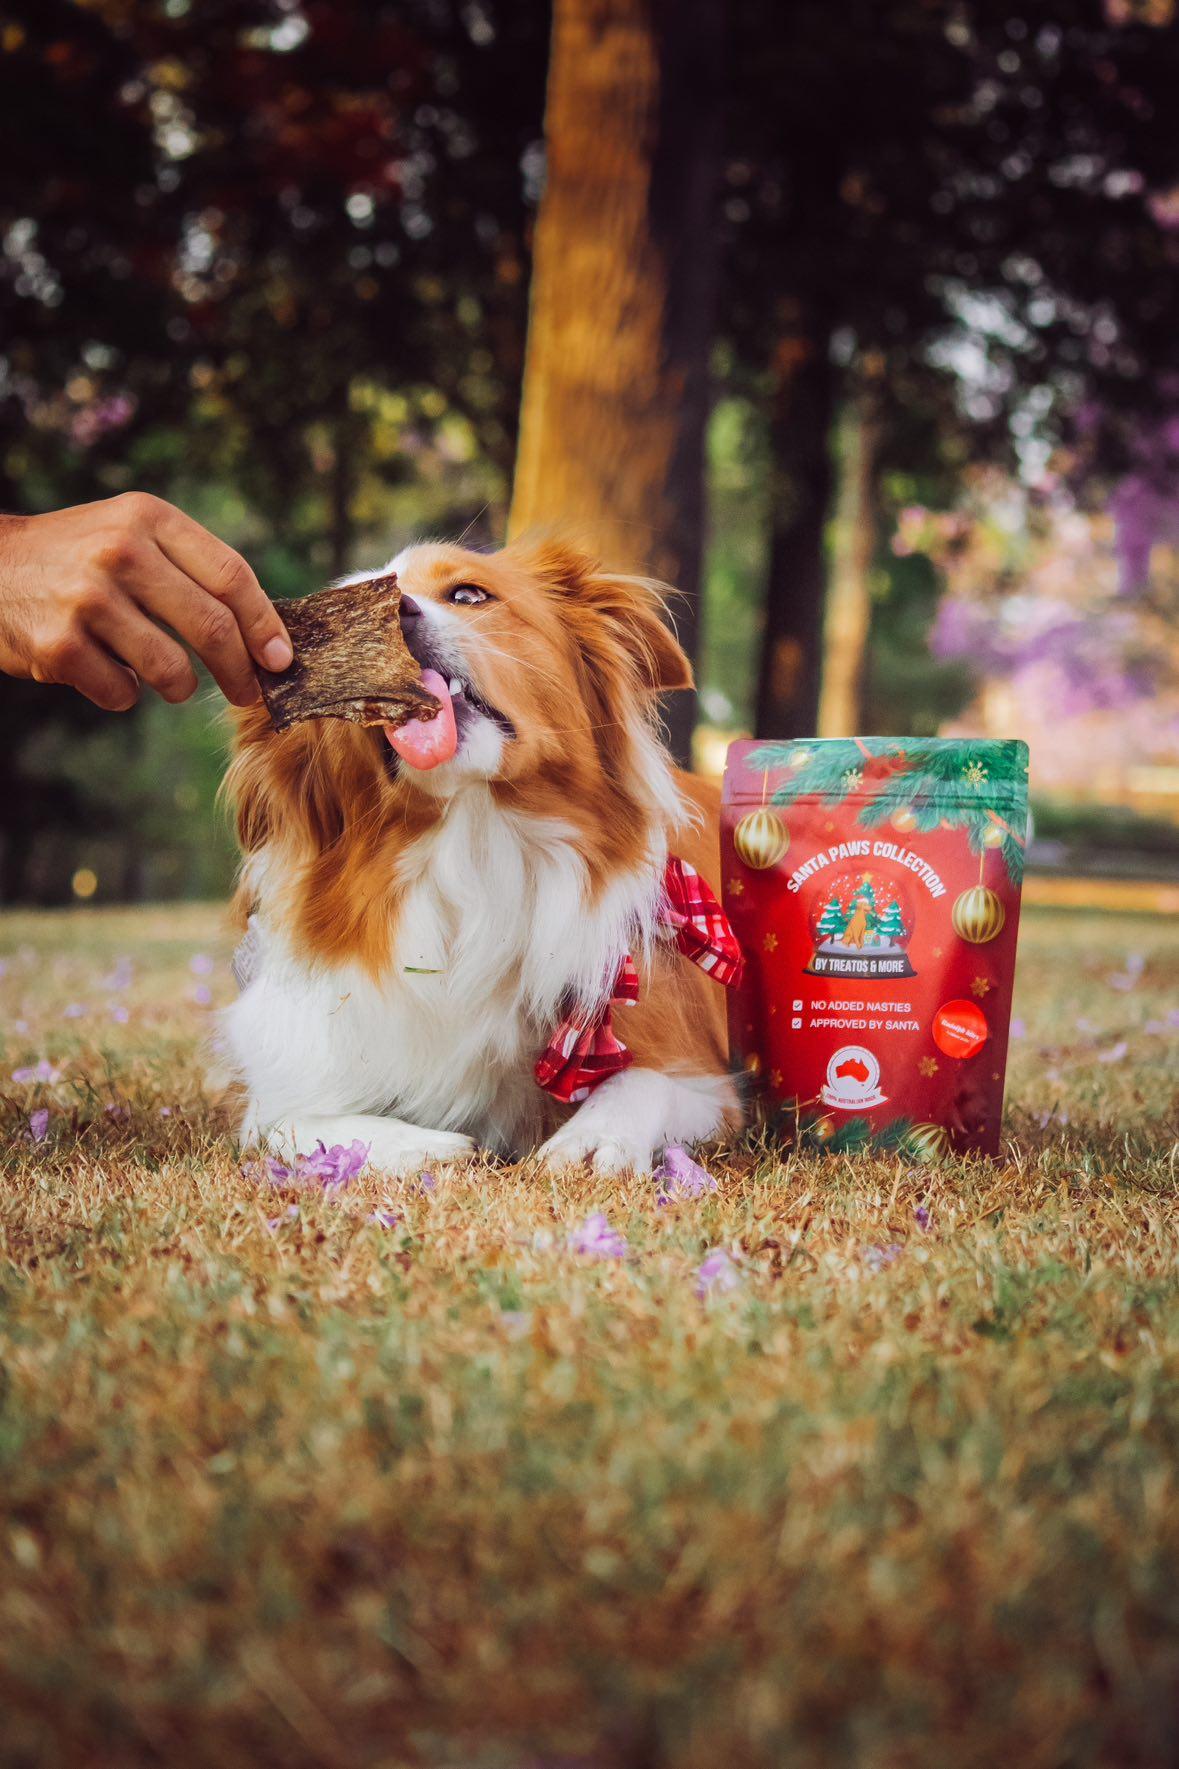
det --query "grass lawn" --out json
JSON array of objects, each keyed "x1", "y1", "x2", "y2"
[{"x1": 2, "y1": 902, "x2": 1178, "y2": 1768}]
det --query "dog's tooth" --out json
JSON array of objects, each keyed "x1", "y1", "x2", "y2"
[{"x1": 448, "y1": 677, "x2": 463, "y2": 696}]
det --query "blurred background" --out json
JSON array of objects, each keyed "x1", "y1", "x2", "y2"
[{"x1": 2, "y1": 0, "x2": 1178, "y2": 906}]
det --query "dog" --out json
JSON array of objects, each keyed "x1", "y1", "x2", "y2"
[
  {"x1": 219, "y1": 538, "x2": 743, "y2": 1176},
  {"x1": 842, "y1": 897, "x2": 871, "y2": 950}
]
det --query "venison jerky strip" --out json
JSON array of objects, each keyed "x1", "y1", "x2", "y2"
[{"x1": 258, "y1": 573, "x2": 440, "y2": 731}]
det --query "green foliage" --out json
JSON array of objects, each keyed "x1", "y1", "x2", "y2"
[
  {"x1": 699, "y1": 395, "x2": 772, "y2": 728},
  {"x1": 748, "y1": 737, "x2": 1031, "y2": 885},
  {"x1": 0, "y1": 0, "x2": 547, "y2": 903}
]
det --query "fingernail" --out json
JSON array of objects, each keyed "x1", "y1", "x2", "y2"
[{"x1": 262, "y1": 636, "x2": 293, "y2": 671}]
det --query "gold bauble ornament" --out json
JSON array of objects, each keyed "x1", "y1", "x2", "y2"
[
  {"x1": 734, "y1": 807, "x2": 790, "y2": 870},
  {"x1": 951, "y1": 885, "x2": 1006, "y2": 945},
  {"x1": 788, "y1": 747, "x2": 813, "y2": 770},
  {"x1": 982, "y1": 823, "x2": 1005, "y2": 848},
  {"x1": 906, "y1": 1122, "x2": 949, "y2": 1163},
  {"x1": 811, "y1": 1115, "x2": 836, "y2": 1145},
  {"x1": 891, "y1": 806, "x2": 918, "y2": 834}
]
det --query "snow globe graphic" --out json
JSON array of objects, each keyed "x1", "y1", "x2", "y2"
[{"x1": 805, "y1": 870, "x2": 917, "y2": 979}]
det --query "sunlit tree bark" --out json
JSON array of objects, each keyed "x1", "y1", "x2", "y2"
[{"x1": 509, "y1": 0, "x2": 723, "y2": 762}]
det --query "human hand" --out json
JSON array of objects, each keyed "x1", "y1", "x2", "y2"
[{"x1": 0, "y1": 493, "x2": 293, "y2": 710}]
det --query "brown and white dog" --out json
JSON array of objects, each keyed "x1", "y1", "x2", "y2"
[{"x1": 220, "y1": 538, "x2": 741, "y2": 1175}]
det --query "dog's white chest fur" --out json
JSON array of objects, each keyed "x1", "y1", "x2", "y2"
[{"x1": 223, "y1": 789, "x2": 663, "y2": 1155}]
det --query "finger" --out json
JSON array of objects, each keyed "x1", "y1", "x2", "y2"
[
  {"x1": 91, "y1": 598, "x2": 199, "y2": 704},
  {"x1": 152, "y1": 507, "x2": 292, "y2": 673},
  {"x1": 32, "y1": 629, "x2": 140, "y2": 712},
  {"x1": 130, "y1": 548, "x2": 260, "y2": 707}
]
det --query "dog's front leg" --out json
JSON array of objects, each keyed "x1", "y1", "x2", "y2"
[
  {"x1": 250, "y1": 1111, "x2": 475, "y2": 1178},
  {"x1": 538, "y1": 1068, "x2": 736, "y2": 1176}
]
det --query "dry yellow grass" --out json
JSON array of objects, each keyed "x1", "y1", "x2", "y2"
[{"x1": 1, "y1": 903, "x2": 1178, "y2": 1768}]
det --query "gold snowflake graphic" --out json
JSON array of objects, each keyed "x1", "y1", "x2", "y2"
[
  {"x1": 919, "y1": 1056, "x2": 939, "y2": 1077},
  {"x1": 841, "y1": 767, "x2": 864, "y2": 792},
  {"x1": 771, "y1": 1069, "x2": 783, "y2": 1089},
  {"x1": 963, "y1": 760, "x2": 988, "y2": 786},
  {"x1": 971, "y1": 976, "x2": 992, "y2": 997},
  {"x1": 763, "y1": 932, "x2": 779, "y2": 953},
  {"x1": 727, "y1": 877, "x2": 745, "y2": 897}
]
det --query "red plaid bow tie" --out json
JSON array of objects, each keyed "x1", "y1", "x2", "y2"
[{"x1": 535, "y1": 856, "x2": 744, "y2": 1104}]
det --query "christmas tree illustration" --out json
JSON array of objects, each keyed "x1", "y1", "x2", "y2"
[
  {"x1": 855, "y1": 877, "x2": 879, "y2": 923},
  {"x1": 817, "y1": 894, "x2": 847, "y2": 940},
  {"x1": 877, "y1": 897, "x2": 906, "y2": 945}
]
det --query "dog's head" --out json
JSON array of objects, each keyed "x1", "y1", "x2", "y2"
[
  {"x1": 226, "y1": 540, "x2": 692, "y2": 941},
  {"x1": 383, "y1": 538, "x2": 691, "y2": 793}
]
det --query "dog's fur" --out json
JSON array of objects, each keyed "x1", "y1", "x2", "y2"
[{"x1": 219, "y1": 538, "x2": 740, "y2": 1175}]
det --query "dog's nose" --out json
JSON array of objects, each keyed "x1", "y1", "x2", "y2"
[{"x1": 400, "y1": 594, "x2": 422, "y2": 622}]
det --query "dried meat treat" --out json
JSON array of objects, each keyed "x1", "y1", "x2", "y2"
[{"x1": 258, "y1": 573, "x2": 441, "y2": 732}]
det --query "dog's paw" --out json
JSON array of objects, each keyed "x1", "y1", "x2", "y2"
[
  {"x1": 262, "y1": 1114, "x2": 476, "y2": 1180},
  {"x1": 364, "y1": 1124, "x2": 476, "y2": 1177},
  {"x1": 538, "y1": 1128, "x2": 654, "y2": 1176}
]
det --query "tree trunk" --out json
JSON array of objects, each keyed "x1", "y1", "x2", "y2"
[
  {"x1": 817, "y1": 369, "x2": 883, "y2": 738},
  {"x1": 508, "y1": 0, "x2": 724, "y2": 764},
  {"x1": 753, "y1": 330, "x2": 837, "y2": 739}
]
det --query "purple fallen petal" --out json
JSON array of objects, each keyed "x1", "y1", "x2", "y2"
[
  {"x1": 12, "y1": 1059, "x2": 62, "y2": 1085},
  {"x1": 28, "y1": 1107, "x2": 49, "y2": 1143},
  {"x1": 653, "y1": 1145, "x2": 717, "y2": 1201},
  {"x1": 62, "y1": 1003, "x2": 85, "y2": 1020},
  {"x1": 1098, "y1": 1041, "x2": 1129, "y2": 1064},
  {"x1": 368, "y1": 1209, "x2": 400, "y2": 1228},
  {"x1": 254, "y1": 1140, "x2": 370, "y2": 1192},
  {"x1": 914, "y1": 1205, "x2": 931, "y2": 1230},
  {"x1": 189, "y1": 953, "x2": 215, "y2": 976},
  {"x1": 569, "y1": 1212, "x2": 628, "y2": 1259},
  {"x1": 864, "y1": 1243, "x2": 904, "y2": 1273},
  {"x1": 695, "y1": 1248, "x2": 740, "y2": 1296}
]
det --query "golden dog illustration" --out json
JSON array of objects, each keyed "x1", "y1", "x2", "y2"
[{"x1": 842, "y1": 896, "x2": 872, "y2": 949}]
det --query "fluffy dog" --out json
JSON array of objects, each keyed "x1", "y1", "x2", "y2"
[{"x1": 220, "y1": 538, "x2": 743, "y2": 1175}]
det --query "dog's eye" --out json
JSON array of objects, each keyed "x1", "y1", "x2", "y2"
[{"x1": 447, "y1": 583, "x2": 491, "y2": 607}]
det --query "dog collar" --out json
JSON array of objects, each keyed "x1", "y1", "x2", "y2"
[{"x1": 534, "y1": 855, "x2": 744, "y2": 1105}]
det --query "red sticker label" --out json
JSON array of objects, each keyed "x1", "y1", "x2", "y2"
[{"x1": 932, "y1": 998, "x2": 989, "y2": 1059}]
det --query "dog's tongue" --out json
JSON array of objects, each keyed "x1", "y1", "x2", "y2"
[{"x1": 384, "y1": 669, "x2": 458, "y2": 770}]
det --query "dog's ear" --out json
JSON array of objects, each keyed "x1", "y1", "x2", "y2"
[{"x1": 522, "y1": 539, "x2": 694, "y2": 693}]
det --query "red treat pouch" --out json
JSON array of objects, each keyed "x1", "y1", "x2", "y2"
[{"x1": 721, "y1": 737, "x2": 1029, "y2": 1159}]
